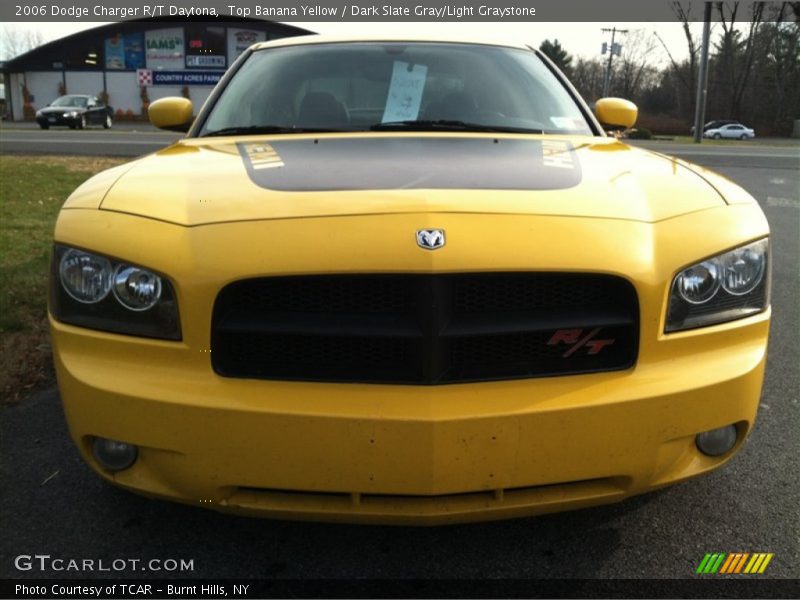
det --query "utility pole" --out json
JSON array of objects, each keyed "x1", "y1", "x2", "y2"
[
  {"x1": 692, "y1": 2, "x2": 713, "y2": 143},
  {"x1": 601, "y1": 27, "x2": 628, "y2": 97}
]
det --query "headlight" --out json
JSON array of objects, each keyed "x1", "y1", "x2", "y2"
[
  {"x1": 720, "y1": 244, "x2": 766, "y2": 295},
  {"x1": 113, "y1": 266, "x2": 162, "y2": 311},
  {"x1": 675, "y1": 259, "x2": 720, "y2": 304},
  {"x1": 666, "y1": 239, "x2": 769, "y2": 332},
  {"x1": 50, "y1": 245, "x2": 181, "y2": 340},
  {"x1": 59, "y1": 249, "x2": 113, "y2": 303},
  {"x1": 67, "y1": 111, "x2": 79, "y2": 117}
]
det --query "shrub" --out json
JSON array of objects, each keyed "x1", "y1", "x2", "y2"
[
  {"x1": 637, "y1": 113, "x2": 688, "y2": 136},
  {"x1": 626, "y1": 127, "x2": 653, "y2": 140}
]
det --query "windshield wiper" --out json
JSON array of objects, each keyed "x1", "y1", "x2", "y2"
[
  {"x1": 201, "y1": 125, "x2": 344, "y2": 137},
  {"x1": 370, "y1": 120, "x2": 544, "y2": 134}
]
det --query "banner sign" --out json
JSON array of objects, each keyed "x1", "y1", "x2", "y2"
[
  {"x1": 145, "y1": 27, "x2": 185, "y2": 70},
  {"x1": 227, "y1": 28, "x2": 266, "y2": 61},
  {"x1": 124, "y1": 32, "x2": 145, "y2": 69},
  {"x1": 106, "y1": 32, "x2": 146, "y2": 69},
  {"x1": 186, "y1": 55, "x2": 226, "y2": 68},
  {"x1": 104, "y1": 34, "x2": 125, "y2": 69},
  {"x1": 148, "y1": 70, "x2": 224, "y2": 86}
]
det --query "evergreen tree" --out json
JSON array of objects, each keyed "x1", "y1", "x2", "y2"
[{"x1": 539, "y1": 39, "x2": 573, "y2": 75}]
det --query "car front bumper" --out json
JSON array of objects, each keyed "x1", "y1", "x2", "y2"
[
  {"x1": 51, "y1": 207, "x2": 770, "y2": 524},
  {"x1": 37, "y1": 114, "x2": 81, "y2": 127},
  {"x1": 53, "y1": 313, "x2": 767, "y2": 525}
]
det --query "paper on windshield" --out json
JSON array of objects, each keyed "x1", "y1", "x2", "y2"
[{"x1": 382, "y1": 61, "x2": 428, "y2": 123}]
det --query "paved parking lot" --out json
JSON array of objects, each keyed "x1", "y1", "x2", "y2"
[{"x1": 0, "y1": 141, "x2": 798, "y2": 584}]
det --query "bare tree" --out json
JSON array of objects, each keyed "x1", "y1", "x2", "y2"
[
  {"x1": 655, "y1": 1, "x2": 702, "y2": 118},
  {"x1": 571, "y1": 57, "x2": 606, "y2": 102},
  {"x1": 0, "y1": 26, "x2": 45, "y2": 60},
  {"x1": 746, "y1": 4, "x2": 800, "y2": 131},
  {"x1": 614, "y1": 29, "x2": 660, "y2": 100},
  {"x1": 714, "y1": 1, "x2": 766, "y2": 118}
]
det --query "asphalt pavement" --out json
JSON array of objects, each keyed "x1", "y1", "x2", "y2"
[
  {"x1": 1, "y1": 122, "x2": 799, "y2": 164},
  {"x1": 0, "y1": 123, "x2": 182, "y2": 156},
  {"x1": 0, "y1": 132, "x2": 798, "y2": 585}
]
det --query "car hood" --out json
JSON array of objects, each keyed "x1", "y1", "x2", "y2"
[{"x1": 92, "y1": 133, "x2": 727, "y2": 226}]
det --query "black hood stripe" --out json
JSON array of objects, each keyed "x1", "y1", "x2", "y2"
[{"x1": 238, "y1": 137, "x2": 582, "y2": 192}]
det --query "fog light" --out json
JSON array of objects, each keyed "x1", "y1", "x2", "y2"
[
  {"x1": 92, "y1": 437, "x2": 138, "y2": 472},
  {"x1": 696, "y1": 425, "x2": 738, "y2": 456}
]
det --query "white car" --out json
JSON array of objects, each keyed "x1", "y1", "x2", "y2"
[{"x1": 704, "y1": 123, "x2": 755, "y2": 140}]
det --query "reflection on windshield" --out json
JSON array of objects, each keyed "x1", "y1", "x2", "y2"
[
  {"x1": 52, "y1": 96, "x2": 88, "y2": 108},
  {"x1": 200, "y1": 43, "x2": 593, "y2": 137}
]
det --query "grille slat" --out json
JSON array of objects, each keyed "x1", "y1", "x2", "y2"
[
  {"x1": 212, "y1": 274, "x2": 639, "y2": 384},
  {"x1": 216, "y1": 312, "x2": 420, "y2": 337},
  {"x1": 442, "y1": 309, "x2": 633, "y2": 337}
]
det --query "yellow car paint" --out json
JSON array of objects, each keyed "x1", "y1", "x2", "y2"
[
  {"x1": 50, "y1": 39, "x2": 770, "y2": 524},
  {"x1": 92, "y1": 135, "x2": 728, "y2": 226},
  {"x1": 595, "y1": 98, "x2": 638, "y2": 129},
  {"x1": 147, "y1": 96, "x2": 194, "y2": 132},
  {"x1": 51, "y1": 171, "x2": 769, "y2": 523}
]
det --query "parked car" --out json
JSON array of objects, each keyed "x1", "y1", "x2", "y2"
[
  {"x1": 704, "y1": 123, "x2": 756, "y2": 140},
  {"x1": 690, "y1": 119, "x2": 740, "y2": 135},
  {"x1": 50, "y1": 36, "x2": 770, "y2": 524},
  {"x1": 35, "y1": 94, "x2": 113, "y2": 129}
]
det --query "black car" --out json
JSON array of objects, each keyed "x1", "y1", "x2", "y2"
[{"x1": 35, "y1": 95, "x2": 113, "y2": 129}]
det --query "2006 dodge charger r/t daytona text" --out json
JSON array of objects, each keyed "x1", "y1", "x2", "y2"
[{"x1": 49, "y1": 36, "x2": 770, "y2": 524}]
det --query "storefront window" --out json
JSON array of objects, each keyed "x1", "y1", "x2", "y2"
[{"x1": 185, "y1": 25, "x2": 226, "y2": 69}]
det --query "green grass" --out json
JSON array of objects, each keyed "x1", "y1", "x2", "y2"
[
  {"x1": 0, "y1": 155, "x2": 126, "y2": 401},
  {"x1": 0, "y1": 157, "x2": 115, "y2": 330},
  {"x1": 670, "y1": 135, "x2": 754, "y2": 145}
]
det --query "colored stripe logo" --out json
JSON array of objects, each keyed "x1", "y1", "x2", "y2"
[
  {"x1": 697, "y1": 553, "x2": 773, "y2": 574},
  {"x1": 243, "y1": 143, "x2": 285, "y2": 170}
]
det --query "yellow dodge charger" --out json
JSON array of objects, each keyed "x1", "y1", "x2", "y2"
[{"x1": 49, "y1": 36, "x2": 770, "y2": 524}]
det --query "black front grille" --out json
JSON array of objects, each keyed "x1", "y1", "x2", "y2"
[{"x1": 211, "y1": 274, "x2": 639, "y2": 384}]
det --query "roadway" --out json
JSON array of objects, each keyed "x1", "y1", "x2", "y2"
[
  {"x1": 0, "y1": 124, "x2": 182, "y2": 156},
  {"x1": 0, "y1": 128, "x2": 798, "y2": 587},
  {"x1": 1, "y1": 124, "x2": 798, "y2": 167}
]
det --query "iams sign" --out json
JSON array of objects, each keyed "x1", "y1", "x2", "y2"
[{"x1": 146, "y1": 38, "x2": 182, "y2": 51}]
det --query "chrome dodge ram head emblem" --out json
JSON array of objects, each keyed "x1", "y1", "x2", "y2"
[{"x1": 416, "y1": 229, "x2": 446, "y2": 250}]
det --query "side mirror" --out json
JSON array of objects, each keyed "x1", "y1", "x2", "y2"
[
  {"x1": 595, "y1": 98, "x2": 638, "y2": 129},
  {"x1": 148, "y1": 97, "x2": 194, "y2": 132}
]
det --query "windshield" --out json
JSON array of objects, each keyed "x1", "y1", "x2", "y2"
[
  {"x1": 199, "y1": 42, "x2": 593, "y2": 136},
  {"x1": 51, "y1": 96, "x2": 88, "y2": 108}
]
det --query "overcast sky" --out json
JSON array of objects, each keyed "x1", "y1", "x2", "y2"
[{"x1": 2, "y1": 21, "x2": 708, "y2": 65}]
